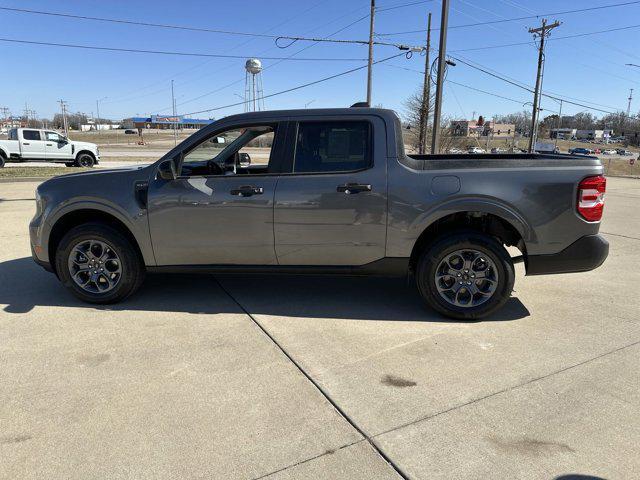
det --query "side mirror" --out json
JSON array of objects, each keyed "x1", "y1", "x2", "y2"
[
  {"x1": 239, "y1": 152, "x2": 251, "y2": 167},
  {"x1": 210, "y1": 136, "x2": 226, "y2": 144},
  {"x1": 157, "y1": 159, "x2": 177, "y2": 180}
]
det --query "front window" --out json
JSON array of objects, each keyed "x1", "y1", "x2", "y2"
[
  {"x1": 180, "y1": 125, "x2": 276, "y2": 177},
  {"x1": 45, "y1": 131, "x2": 62, "y2": 142}
]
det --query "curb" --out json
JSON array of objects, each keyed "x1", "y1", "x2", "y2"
[{"x1": 0, "y1": 176, "x2": 49, "y2": 183}]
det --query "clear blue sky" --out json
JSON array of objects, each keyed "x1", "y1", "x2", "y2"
[{"x1": 2, "y1": 0, "x2": 640, "y2": 122}]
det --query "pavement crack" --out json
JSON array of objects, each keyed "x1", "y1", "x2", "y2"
[
  {"x1": 601, "y1": 231, "x2": 640, "y2": 241},
  {"x1": 372, "y1": 338, "x2": 640, "y2": 439},
  {"x1": 213, "y1": 277, "x2": 409, "y2": 480},
  {"x1": 250, "y1": 439, "x2": 364, "y2": 480}
]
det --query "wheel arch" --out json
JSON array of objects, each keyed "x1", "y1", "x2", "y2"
[
  {"x1": 48, "y1": 209, "x2": 144, "y2": 274},
  {"x1": 409, "y1": 210, "x2": 528, "y2": 273},
  {"x1": 75, "y1": 150, "x2": 97, "y2": 162}
]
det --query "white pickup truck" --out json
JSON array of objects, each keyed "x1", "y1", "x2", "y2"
[{"x1": 0, "y1": 128, "x2": 100, "y2": 168}]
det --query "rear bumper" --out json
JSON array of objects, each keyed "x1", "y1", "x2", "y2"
[
  {"x1": 31, "y1": 245, "x2": 54, "y2": 273},
  {"x1": 526, "y1": 234, "x2": 609, "y2": 275}
]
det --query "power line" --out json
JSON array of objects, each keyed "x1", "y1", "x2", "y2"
[
  {"x1": 376, "y1": 0, "x2": 433, "y2": 12},
  {"x1": 155, "y1": 8, "x2": 376, "y2": 113},
  {"x1": 182, "y1": 51, "x2": 408, "y2": 116},
  {"x1": 377, "y1": 0, "x2": 640, "y2": 35},
  {"x1": 0, "y1": 36, "x2": 367, "y2": 61},
  {"x1": 448, "y1": 54, "x2": 631, "y2": 115},
  {"x1": 0, "y1": 6, "x2": 283, "y2": 38},
  {"x1": 450, "y1": 23, "x2": 640, "y2": 53}
]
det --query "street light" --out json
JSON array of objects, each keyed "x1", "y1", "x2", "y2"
[{"x1": 305, "y1": 100, "x2": 316, "y2": 108}]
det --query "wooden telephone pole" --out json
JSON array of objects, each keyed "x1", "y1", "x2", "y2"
[
  {"x1": 527, "y1": 19, "x2": 561, "y2": 153},
  {"x1": 418, "y1": 12, "x2": 432, "y2": 155},
  {"x1": 430, "y1": 0, "x2": 450, "y2": 154}
]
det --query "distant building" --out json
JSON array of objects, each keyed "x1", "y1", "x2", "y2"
[
  {"x1": 550, "y1": 128, "x2": 577, "y2": 139},
  {"x1": 575, "y1": 129, "x2": 613, "y2": 140},
  {"x1": 122, "y1": 114, "x2": 214, "y2": 130},
  {"x1": 450, "y1": 119, "x2": 515, "y2": 138}
]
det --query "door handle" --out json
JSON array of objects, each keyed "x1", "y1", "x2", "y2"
[
  {"x1": 22, "y1": 142, "x2": 30, "y2": 145},
  {"x1": 230, "y1": 185, "x2": 264, "y2": 197},
  {"x1": 337, "y1": 183, "x2": 372, "y2": 194},
  {"x1": 46, "y1": 143, "x2": 53, "y2": 146}
]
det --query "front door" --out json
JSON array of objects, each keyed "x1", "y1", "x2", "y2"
[
  {"x1": 20, "y1": 129, "x2": 46, "y2": 159},
  {"x1": 44, "y1": 131, "x2": 73, "y2": 160},
  {"x1": 274, "y1": 119, "x2": 387, "y2": 266},
  {"x1": 147, "y1": 122, "x2": 284, "y2": 266}
]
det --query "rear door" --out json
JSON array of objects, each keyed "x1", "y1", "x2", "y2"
[
  {"x1": 44, "y1": 131, "x2": 73, "y2": 160},
  {"x1": 19, "y1": 129, "x2": 46, "y2": 159},
  {"x1": 274, "y1": 117, "x2": 387, "y2": 265}
]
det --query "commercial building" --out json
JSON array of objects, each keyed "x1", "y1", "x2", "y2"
[
  {"x1": 450, "y1": 119, "x2": 516, "y2": 138},
  {"x1": 122, "y1": 114, "x2": 214, "y2": 130},
  {"x1": 575, "y1": 129, "x2": 614, "y2": 140},
  {"x1": 550, "y1": 128, "x2": 577, "y2": 139}
]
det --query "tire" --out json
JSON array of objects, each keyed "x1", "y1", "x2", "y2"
[
  {"x1": 0, "y1": 155, "x2": 5, "y2": 168},
  {"x1": 75, "y1": 153, "x2": 95, "y2": 168},
  {"x1": 416, "y1": 231, "x2": 515, "y2": 320},
  {"x1": 55, "y1": 223, "x2": 145, "y2": 304},
  {"x1": 65, "y1": 162, "x2": 75, "y2": 167}
]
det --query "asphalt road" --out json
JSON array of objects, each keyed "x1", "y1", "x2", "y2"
[{"x1": 0, "y1": 178, "x2": 639, "y2": 479}]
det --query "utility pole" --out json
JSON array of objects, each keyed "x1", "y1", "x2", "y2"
[
  {"x1": 627, "y1": 88, "x2": 633, "y2": 117},
  {"x1": 171, "y1": 80, "x2": 177, "y2": 146},
  {"x1": 554, "y1": 99, "x2": 563, "y2": 149},
  {"x1": 366, "y1": 0, "x2": 375, "y2": 106},
  {"x1": 527, "y1": 19, "x2": 561, "y2": 153},
  {"x1": 430, "y1": 0, "x2": 450, "y2": 154},
  {"x1": 58, "y1": 100, "x2": 69, "y2": 136},
  {"x1": 0, "y1": 107, "x2": 9, "y2": 128},
  {"x1": 418, "y1": 12, "x2": 432, "y2": 155}
]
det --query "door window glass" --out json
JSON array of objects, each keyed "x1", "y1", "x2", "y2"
[
  {"x1": 180, "y1": 125, "x2": 275, "y2": 177},
  {"x1": 23, "y1": 130, "x2": 41, "y2": 141},
  {"x1": 293, "y1": 121, "x2": 371, "y2": 173},
  {"x1": 45, "y1": 131, "x2": 62, "y2": 142}
]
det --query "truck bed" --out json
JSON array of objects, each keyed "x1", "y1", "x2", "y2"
[{"x1": 404, "y1": 153, "x2": 602, "y2": 170}]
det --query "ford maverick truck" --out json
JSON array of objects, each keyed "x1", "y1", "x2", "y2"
[
  {"x1": 30, "y1": 107, "x2": 608, "y2": 319},
  {"x1": 0, "y1": 128, "x2": 99, "y2": 167}
]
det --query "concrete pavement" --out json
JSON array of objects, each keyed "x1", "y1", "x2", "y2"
[{"x1": 1, "y1": 178, "x2": 639, "y2": 479}]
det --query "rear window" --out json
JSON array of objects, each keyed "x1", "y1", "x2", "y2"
[
  {"x1": 293, "y1": 121, "x2": 371, "y2": 173},
  {"x1": 22, "y1": 130, "x2": 41, "y2": 141}
]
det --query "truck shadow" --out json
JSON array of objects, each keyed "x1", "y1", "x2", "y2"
[{"x1": 0, "y1": 257, "x2": 529, "y2": 323}]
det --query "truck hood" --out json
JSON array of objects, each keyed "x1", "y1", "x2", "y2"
[{"x1": 71, "y1": 140, "x2": 98, "y2": 150}]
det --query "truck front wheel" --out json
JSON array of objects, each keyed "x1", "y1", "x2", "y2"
[
  {"x1": 55, "y1": 223, "x2": 145, "y2": 304},
  {"x1": 416, "y1": 231, "x2": 515, "y2": 320},
  {"x1": 75, "y1": 153, "x2": 95, "y2": 168},
  {"x1": 0, "y1": 155, "x2": 5, "y2": 168}
]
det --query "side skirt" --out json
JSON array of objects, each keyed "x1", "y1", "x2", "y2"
[{"x1": 147, "y1": 257, "x2": 410, "y2": 277}]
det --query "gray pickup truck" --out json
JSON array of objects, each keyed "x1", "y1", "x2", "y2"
[{"x1": 30, "y1": 107, "x2": 608, "y2": 319}]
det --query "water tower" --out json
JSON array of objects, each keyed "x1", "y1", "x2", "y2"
[{"x1": 244, "y1": 58, "x2": 265, "y2": 112}]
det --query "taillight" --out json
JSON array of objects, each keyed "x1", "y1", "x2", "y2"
[{"x1": 578, "y1": 175, "x2": 606, "y2": 221}]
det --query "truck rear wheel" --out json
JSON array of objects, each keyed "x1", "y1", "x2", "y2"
[
  {"x1": 416, "y1": 231, "x2": 515, "y2": 320},
  {"x1": 0, "y1": 155, "x2": 5, "y2": 168},
  {"x1": 75, "y1": 153, "x2": 95, "y2": 168},
  {"x1": 55, "y1": 223, "x2": 145, "y2": 304}
]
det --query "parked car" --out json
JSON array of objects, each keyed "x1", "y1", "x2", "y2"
[
  {"x1": 467, "y1": 146, "x2": 486, "y2": 154},
  {"x1": 602, "y1": 149, "x2": 617, "y2": 155},
  {"x1": 0, "y1": 128, "x2": 99, "y2": 168},
  {"x1": 448, "y1": 148, "x2": 464, "y2": 154},
  {"x1": 124, "y1": 129, "x2": 138, "y2": 134},
  {"x1": 569, "y1": 147, "x2": 594, "y2": 155},
  {"x1": 617, "y1": 149, "x2": 634, "y2": 156},
  {"x1": 30, "y1": 107, "x2": 608, "y2": 320},
  {"x1": 490, "y1": 147, "x2": 508, "y2": 154}
]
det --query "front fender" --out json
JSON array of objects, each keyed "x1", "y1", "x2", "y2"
[{"x1": 41, "y1": 198, "x2": 154, "y2": 266}]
